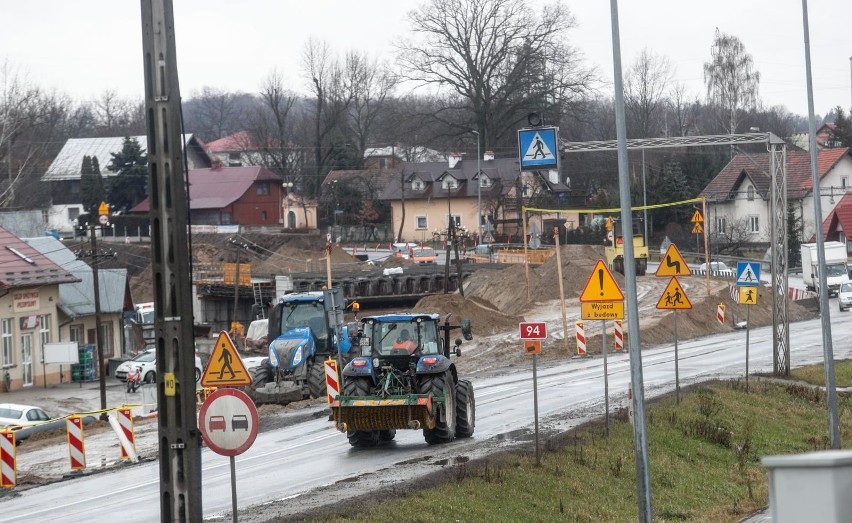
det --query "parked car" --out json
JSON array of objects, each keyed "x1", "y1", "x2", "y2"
[
  {"x1": 115, "y1": 348, "x2": 203, "y2": 383},
  {"x1": 839, "y1": 282, "x2": 852, "y2": 311},
  {"x1": 409, "y1": 247, "x2": 437, "y2": 264},
  {"x1": 0, "y1": 403, "x2": 95, "y2": 442},
  {"x1": 698, "y1": 261, "x2": 735, "y2": 277},
  {"x1": 391, "y1": 242, "x2": 418, "y2": 259}
]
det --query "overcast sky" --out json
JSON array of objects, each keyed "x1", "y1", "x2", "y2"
[{"x1": 2, "y1": 0, "x2": 850, "y2": 118}]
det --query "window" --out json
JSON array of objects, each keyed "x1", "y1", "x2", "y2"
[
  {"x1": 228, "y1": 152, "x2": 242, "y2": 167},
  {"x1": 39, "y1": 315, "x2": 50, "y2": 363},
  {"x1": 416, "y1": 216, "x2": 427, "y2": 230},
  {"x1": 261, "y1": 211, "x2": 268, "y2": 221},
  {"x1": 842, "y1": 176, "x2": 848, "y2": 190},
  {"x1": 714, "y1": 217, "x2": 727, "y2": 234},
  {"x1": 70, "y1": 324, "x2": 83, "y2": 346},
  {"x1": 70, "y1": 181, "x2": 80, "y2": 196},
  {"x1": 411, "y1": 179, "x2": 424, "y2": 191},
  {"x1": 99, "y1": 322, "x2": 113, "y2": 357},
  {"x1": 378, "y1": 158, "x2": 388, "y2": 169},
  {"x1": 747, "y1": 186, "x2": 754, "y2": 201},
  {"x1": 1, "y1": 319, "x2": 12, "y2": 366},
  {"x1": 748, "y1": 215, "x2": 760, "y2": 234},
  {"x1": 256, "y1": 182, "x2": 269, "y2": 195},
  {"x1": 68, "y1": 207, "x2": 80, "y2": 222},
  {"x1": 447, "y1": 215, "x2": 461, "y2": 227},
  {"x1": 442, "y1": 177, "x2": 458, "y2": 190},
  {"x1": 479, "y1": 175, "x2": 491, "y2": 188},
  {"x1": 522, "y1": 185, "x2": 532, "y2": 197}
]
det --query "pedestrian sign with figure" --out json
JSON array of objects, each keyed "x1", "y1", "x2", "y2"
[
  {"x1": 656, "y1": 276, "x2": 693, "y2": 310},
  {"x1": 518, "y1": 127, "x2": 559, "y2": 171},
  {"x1": 738, "y1": 287, "x2": 758, "y2": 305},
  {"x1": 202, "y1": 331, "x2": 252, "y2": 387}
]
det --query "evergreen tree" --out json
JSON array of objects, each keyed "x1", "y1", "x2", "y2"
[
  {"x1": 80, "y1": 155, "x2": 107, "y2": 215},
  {"x1": 787, "y1": 206, "x2": 803, "y2": 268},
  {"x1": 107, "y1": 137, "x2": 148, "y2": 212},
  {"x1": 830, "y1": 107, "x2": 852, "y2": 148}
]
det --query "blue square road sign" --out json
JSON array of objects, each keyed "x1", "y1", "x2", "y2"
[{"x1": 518, "y1": 127, "x2": 559, "y2": 171}]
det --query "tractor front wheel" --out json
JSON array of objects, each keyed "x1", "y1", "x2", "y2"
[
  {"x1": 307, "y1": 360, "x2": 326, "y2": 399},
  {"x1": 455, "y1": 379, "x2": 475, "y2": 438},
  {"x1": 344, "y1": 378, "x2": 380, "y2": 448},
  {"x1": 421, "y1": 371, "x2": 456, "y2": 445}
]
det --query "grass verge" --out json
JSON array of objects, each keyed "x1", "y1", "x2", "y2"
[
  {"x1": 790, "y1": 359, "x2": 852, "y2": 387},
  {"x1": 309, "y1": 373, "x2": 852, "y2": 523}
]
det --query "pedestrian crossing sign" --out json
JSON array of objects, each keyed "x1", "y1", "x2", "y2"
[
  {"x1": 202, "y1": 331, "x2": 252, "y2": 387},
  {"x1": 518, "y1": 127, "x2": 559, "y2": 171},
  {"x1": 736, "y1": 261, "x2": 760, "y2": 287},
  {"x1": 655, "y1": 276, "x2": 693, "y2": 310}
]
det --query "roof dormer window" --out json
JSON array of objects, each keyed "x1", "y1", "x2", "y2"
[
  {"x1": 479, "y1": 174, "x2": 491, "y2": 188},
  {"x1": 411, "y1": 178, "x2": 425, "y2": 191},
  {"x1": 442, "y1": 177, "x2": 458, "y2": 190}
]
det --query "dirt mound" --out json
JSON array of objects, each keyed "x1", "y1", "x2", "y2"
[
  {"x1": 412, "y1": 293, "x2": 523, "y2": 335},
  {"x1": 464, "y1": 245, "x2": 612, "y2": 315},
  {"x1": 381, "y1": 255, "x2": 416, "y2": 268}
]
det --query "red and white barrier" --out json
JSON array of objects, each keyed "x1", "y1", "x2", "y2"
[
  {"x1": 729, "y1": 285, "x2": 738, "y2": 301},
  {"x1": 0, "y1": 430, "x2": 15, "y2": 488},
  {"x1": 716, "y1": 304, "x2": 726, "y2": 325},
  {"x1": 66, "y1": 415, "x2": 86, "y2": 470},
  {"x1": 614, "y1": 320, "x2": 624, "y2": 351},
  {"x1": 575, "y1": 321, "x2": 586, "y2": 356},
  {"x1": 325, "y1": 359, "x2": 339, "y2": 405},
  {"x1": 117, "y1": 408, "x2": 136, "y2": 460}
]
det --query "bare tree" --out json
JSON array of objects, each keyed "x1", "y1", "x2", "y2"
[
  {"x1": 92, "y1": 89, "x2": 144, "y2": 136},
  {"x1": 345, "y1": 51, "x2": 397, "y2": 164},
  {"x1": 397, "y1": 0, "x2": 594, "y2": 149},
  {"x1": 667, "y1": 82, "x2": 700, "y2": 137},
  {"x1": 625, "y1": 48, "x2": 672, "y2": 138},
  {"x1": 703, "y1": 29, "x2": 761, "y2": 136},
  {"x1": 186, "y1": 87, "x2": 243, "y2": 141}
]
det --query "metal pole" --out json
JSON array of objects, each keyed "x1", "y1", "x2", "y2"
[
  {"x1": 553, "y1": 229, "x2": 569, "y2": 352},
  {"x1": 90, "y1": 224, "x2": 107, "y2": 419},
  {"x1": 609, "y1": 2, "x2": 653, "y2": 519},
  {"x1": 444, "y1": 189, "x2": 451, "y2": 293},
  {"x1": 802, "y1": 0, "x2": 840, "y2": 449},
  {"x1": 474, "y1": 130, "x2": 482, "y2": 242},
  {"x1": 532, "y1": 353, "x2": 540, "y2": 466},
  {"x1": 642, "y1": 149, "x2": 647, "y2": 241},
  {"x1": 603, "y1": 320, "x2": 609, "y2": 437},
  {"x1": 230, "y1": 456, "x2": 238, "y2": 523},
  {"x1": 745, "y1": 304, "x2": 750, "y2": 393},
  {"x1": 233, "y1": 249, "x2": 241, "y2": 330},
  {"x1": 523, "y1": 210, "x2": 530, "y2": 303},
  {"x1": 674, "y1": 310, "x2": 679, "y2": 405}
]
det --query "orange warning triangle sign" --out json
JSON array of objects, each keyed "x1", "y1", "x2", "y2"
[
  {"x1": 655, "y1": 276, "x2": 693, "y2": 310},
  {"x1": 690, "y1": 210, "x2": 704, "y2": 223},
  {"x1": 580, "y1": 260, "x2": 625, "y2": 302},
  {"x1": 692, "y1": 222, "x2": 704, "y2": 234},
  {"x1": 201, "y1": 331, "x2": 252, "y2": 387},
  {"x1": 656, "y1": 244, "x2": 692, "y2": 277}
]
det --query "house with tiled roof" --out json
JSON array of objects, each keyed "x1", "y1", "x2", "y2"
[
  {"x1": 42, "y1": 135, "x2": 210, "y2": 236},
  {"x1": 379, "y1": 151, "x2": 572, "y2": 242},
  {"x1": 128, "y1": 165, "x2": 316, "y2": 229},
  {"x1": 818, "y1": 191, "x2": 852, "y2": 245},
  {"x1": 0, "y1": 226, "x2": 80, "y2": 391},
  {"x1": 205, "y1": 131, "x2": 263, "y2": 167},
  {"x1": 700, "y1": 147, "x2": 852, "y2": 245}
]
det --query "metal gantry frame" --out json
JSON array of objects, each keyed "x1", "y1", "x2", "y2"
[{"x1": 560, "y1": 132, "x2": 790, "y2": 375}]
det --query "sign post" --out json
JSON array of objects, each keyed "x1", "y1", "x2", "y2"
[
  {"x1": 737, "y1": 262, "x2": 760, "y2": 391},
  {"x1": 199, "y1": 388, "x2": 259, "y2": 523},
  {"x1": 520, "y1": 323, "x2": 545, "y2": 465},
  {"x1": 655, "y1": 277, "x2": 693, "y2": 404}
]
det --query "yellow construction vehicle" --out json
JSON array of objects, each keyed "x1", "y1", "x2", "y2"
[{"x1": 604, "y1": 216, "x2": 648, "y2": 276}]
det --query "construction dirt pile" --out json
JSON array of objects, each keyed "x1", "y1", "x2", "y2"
[
  {"x1": 464, "y1": 245, "x2": 616, "y2": 316},
  {"x1": 412, "y1": 293, "x2": 523, "y2": 336}
]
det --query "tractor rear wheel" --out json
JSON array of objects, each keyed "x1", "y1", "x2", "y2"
[
  {"x1": 421, "y1": 371, "x2": 456, "y2": 445},
  {"x1": 307, "y1": 360, "x2": 326, "y2": 399},
  {"x1": 344, "y1": 378, "x2": 380, "y2": 448},
  {"x1": 455, "y1": 379, "x2": 475, "y2": 438}
]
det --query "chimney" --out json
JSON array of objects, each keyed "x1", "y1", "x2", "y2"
[
  {"x1": 448, "y1": 152, "x2": 463, "y2": 169},
  {"x1": 211, "y1": 158, "x2": 223, "y2": 170},
  {"x1": 483, "y1": 150, "x2": 495, "y2": 161}
]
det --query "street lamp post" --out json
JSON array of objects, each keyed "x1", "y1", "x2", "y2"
[
  {"x1": 472, "y1": 130, "x2": 481, "y2": 242},
  {"x1": 282, "y1": 181, "x2": 294, "y2": 229}
]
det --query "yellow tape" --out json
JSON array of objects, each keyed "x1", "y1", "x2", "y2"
[{"x1": 523, "y1": 196, "x2": 706, "y2": 214}]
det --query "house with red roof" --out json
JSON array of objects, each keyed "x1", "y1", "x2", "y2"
[
  {"x1": 819, "y1": 191, "x2": 852, "y2": 244},
  {"x1": 0, "y1": 225, "x2": 81, "y2": 391},
  {"x1": 700, "y1": 147, "x2": 852, "y2": 245},
  {"x1": 205, "y1": 131, "x2": 262, "y2": 167},
  {"x1": 128, "y1": 165, "x2": 317, "y2": 229}
]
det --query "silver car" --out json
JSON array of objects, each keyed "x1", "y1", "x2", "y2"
[{"x1": 838, "y1": 282, "x2": 852, "y2": 311}]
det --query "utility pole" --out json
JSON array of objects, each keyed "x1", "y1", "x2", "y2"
[{"x1": 140, "y1": 1, "x2": 203, "y2": 520}]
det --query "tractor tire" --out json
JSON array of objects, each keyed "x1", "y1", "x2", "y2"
[
  {"x1": 379, "y1": 430, "x2": 396, "y2": 442},
  {"x1": 251, "y1": 366, "x2": 273, "y2": 389},
  {"x1": 454, "y1": 379, "x2": 475, "y2": 438},
  {"x1": 420, "y1": 371, "x2": 456, "y2": 445},
  {"x1": 344, "y1": 378, "x2": 380, "y2": 448},
  {"x1": 307, "y1": 360, "x2": 326, "y2": 399}
]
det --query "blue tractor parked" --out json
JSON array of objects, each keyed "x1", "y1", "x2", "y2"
[{"x1": 332, "y1": 313, "x2": 475, "y2": 446}]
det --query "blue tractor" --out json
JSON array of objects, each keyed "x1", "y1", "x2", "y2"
[
  {"x1": 332, "y1": 313, "x2": 475, "y2": 446},
  {"x1": 250, "y1": 292, "x2": 354, "y2": 404}
]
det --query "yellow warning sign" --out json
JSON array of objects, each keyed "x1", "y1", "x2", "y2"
[
  {"x1": 201, "y1": 331, "x2": 252, "y2": 387},
  {"x1": 691, "y1": 210, "x2": 704, "y2": 223},
  {"x1": 580, "y1": 260, "x2": 625, "y2": 302},
  {"x1": 738, "y1": 286, "x2": 758, "y2": 305},
  {"x1": 655, "y1": 277, "x2": 693, "y2": 310},
  {"x1": 581, "y1": 302, "x2": 625, "y2": 320},
  {"x1": 656, "y1": 244, "x2": 691, "y2": 277},
  {"x1": 98, "y1": 201, "x2": 110, "y2": 216},
  {"x1": 692, "y1": 223, "x2": 704, "y2": 234}
]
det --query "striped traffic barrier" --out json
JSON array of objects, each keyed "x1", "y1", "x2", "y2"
[
  {"x1": 614, "y1": 320, "x2": 624, "y2": 351},
  {"x1": 575, "y1": 321, "x2": 587, "y2": 356},
  {"x1": 117, "y1": 408, "x2": 135, "y2": 460},
  {"x1": 66, "y1": 415, "x2": 86, "y2": 470},
  {"x1": 0, "y1": 430, "x2": 15, "y2": 488},
  {"x1": 325, "y1": 359, "x2": 339, "y2": 405},
  {"x1": 717, "y1": 304, "x2": 726, "y2": 325}
]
